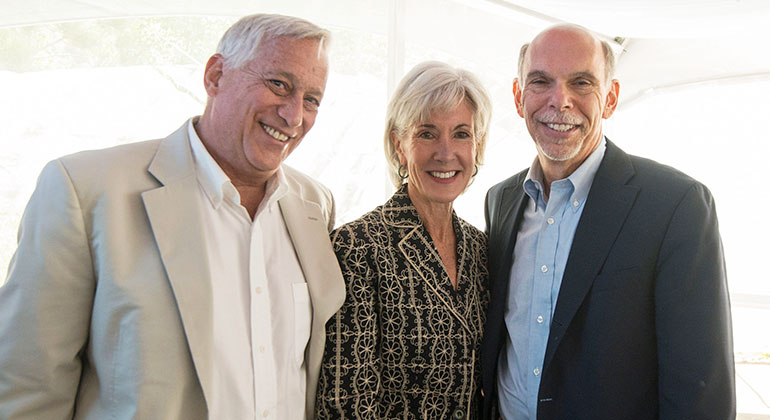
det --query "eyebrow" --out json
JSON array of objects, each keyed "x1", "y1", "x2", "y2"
[
  {"x1": 417, "y1": 123, "x2": 472, "y2": 130},
  {"x1": 571, "y1": 71, "x2": 600, "y2": 82},
  {"x1": 525, "y1": 70, "x2": 599, "y2": 82},
  {"x1": 525, "y1": 70, "x2": 550, "y2": 81}
]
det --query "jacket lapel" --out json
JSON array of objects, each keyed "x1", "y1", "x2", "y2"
[
  {"x1": 543, "y1": 141, "x2": 639, "y2": 371},
  {"x1": 278, "y1": 192, "x2": 345, "y2": 416},
  {"x1": 141, "y1": 122, "x2": 215, "y2": 405},
  {"x1": 384, "y1": 187, "x2": 475, "y2": 334},
  {"x1": 485, "y1": 179, "x2": 528, "y2": 359},
  {"x1": 493, "y1": 182, "x2": 528, "y2": 284}
]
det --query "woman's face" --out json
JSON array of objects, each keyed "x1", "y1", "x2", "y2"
[{"x1": 394, "y1": 101, "x2": 477, "y2": 208}]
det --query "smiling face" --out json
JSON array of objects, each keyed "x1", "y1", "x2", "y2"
[
  {"x1": 393, "y1": 101, "x2": 477, "y2": 208},
  {"x1": 514, "y1": 26, "x2": 619, "y2": 176},
  {"x1": 199, "y1": 36, "x2": 328, "y2": 185}
]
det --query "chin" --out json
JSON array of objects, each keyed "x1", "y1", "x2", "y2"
[
  {"x1": 536, "y1": 141, "x2": 581, "y2": 163},
  {"x1": 427, "y1": 191, "x2": 463, "y2": 205}
]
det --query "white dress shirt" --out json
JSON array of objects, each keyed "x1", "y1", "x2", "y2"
[{"x1": 188, "y1": 119, "x2": 311, "y2": 420}]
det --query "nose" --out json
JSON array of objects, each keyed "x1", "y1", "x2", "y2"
[
  {"x1": 548, "y1": 82, "x2": 573, "y2": 110},
  {"x1": 433, "y1": 136, "x2": 455, "y2": 162},
  {"x1": 278, "y1": 94, "x2": 303, "y2": 128}
]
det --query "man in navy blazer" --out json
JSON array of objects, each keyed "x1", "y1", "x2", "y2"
[{"x1": 481, "y1": 24, "x2": 735, "y2": 419}]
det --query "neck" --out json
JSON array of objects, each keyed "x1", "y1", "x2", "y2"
[
  {"x1": 194, "y1": 116, "x2": 273, "y2": 219},
  {"x1": 407, "y1": 185, "x2": 454, "y2": 242},
  {"x1": 539, "y1": 159, "x2": 579, "y2": 198},
  {"x1": 537, "y1": 137, "x2": 602, "y2": 197},
  {"x1": 233, "y1": 181, "x2": 268, "y2": 220}
]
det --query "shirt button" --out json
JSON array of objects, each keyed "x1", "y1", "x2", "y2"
[
  {"x1": 572, "y1": 200, "x2": 580, "y2": 207},
  {"x1": 255, "y1": 287, "x2": 263, "y2": 294},
  {"x1": 541, "y1": 265, "x2": 548, "y2": 273},
  {"x1": 262, "y1": 409, "x2": 270, "y2": 418},
  {"x1": 259, "y1": 345, "x2": 265, "y2": 353},
  {"x1": 534, "y1": 368, "x2": 541, "y2": 376},
  {"x1": 537, "y1": 315, "x2": 544, "y2": 324},
  {"x1": 547, "y1": 217, "x2": 555, "y2": 225}
]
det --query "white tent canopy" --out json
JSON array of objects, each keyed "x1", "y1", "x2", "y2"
[{"x1": 3, "y1": 0, "x2": 770, "y2": 106}]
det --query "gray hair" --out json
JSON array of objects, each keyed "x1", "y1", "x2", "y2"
[
  {"x1": 517, "y1": 25, "x2": 616, "y2": 83},
  {"x1": 216, "y1": 13, "x2": 331, "y2": 69},
  {"x1": 384, "y1": 61, "x2": 493, "y2": 188}
]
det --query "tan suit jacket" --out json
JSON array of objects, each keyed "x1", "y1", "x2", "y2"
[{"x1": 0, "y1": 121, "x2": 345, "y2": 420}]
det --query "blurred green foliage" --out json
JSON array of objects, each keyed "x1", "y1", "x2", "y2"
[
  {"x1": 0, "y1": 17, "x2": 235, "y2": 72},
  {"x1": 0, "y1": 16, "x2": 388, "y2": 78}
]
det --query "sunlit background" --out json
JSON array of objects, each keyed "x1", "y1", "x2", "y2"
[{"x1": 1, "y1": 0, "x2": 768, "y2": 417}]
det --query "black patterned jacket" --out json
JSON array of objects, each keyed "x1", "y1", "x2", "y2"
[{"x1": 316, "y1": 185, "x2": 489, "y2": 420}]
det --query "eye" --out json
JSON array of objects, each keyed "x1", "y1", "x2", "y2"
[
  {"x1": 416, "y1": 131, "x2": 435, "y2": 140},
  {"x1": 304, "y1": 96, "x2": 320, "y2": 111},
  {"x1": 454, "y1": 130, "x2": 472, "y2": 139},
  {"x1": 266, "y1": 79, "x2": 290, "y2": 94}
]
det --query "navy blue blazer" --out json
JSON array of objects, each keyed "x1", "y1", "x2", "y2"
[{"x1": 481, "y1": 140, "x2": 735, "y2": 420}]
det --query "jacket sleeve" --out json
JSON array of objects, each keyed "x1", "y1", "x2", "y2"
[
  {"x1": 316, "y1": 223, "x2": 381, "y2": 420},
  {"x1": 655, "y1": 182, "x2": 735, "y2": 419},
  {"x1": 0, "y1": 160, "x2": 96, "y2": 420}
]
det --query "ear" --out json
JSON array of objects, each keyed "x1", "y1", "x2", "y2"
[
  {"x1": 513, "y1": 78, "x2": 525, "y2": 118},
  {"x1": 602, "y1": 79, "x2": 620, "y2": 119},
  {"x1": 390, "y1": 130, "x2": 407, "y2": 165},
  {"x1": 203, "y1": 54, "x2": 225, "y2": 97}
]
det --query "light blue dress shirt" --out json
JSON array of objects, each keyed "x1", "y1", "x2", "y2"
[{"x1": 497, "y1": 139, "x2": 606, "y2": 420}]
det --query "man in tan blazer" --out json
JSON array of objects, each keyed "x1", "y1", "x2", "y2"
[{"x1": 0, "y1": 14, "x2": 344, "y2": 420}]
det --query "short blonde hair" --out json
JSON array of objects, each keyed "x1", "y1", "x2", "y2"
[{"x1": 384, "y1": 61, "x2": 492, "y2": 187}]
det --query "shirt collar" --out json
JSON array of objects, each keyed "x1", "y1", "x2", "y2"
[
  {"x1": 187, "y1": 118, "x2": 289, "y2": 211},
  {"x1": 522, "y1": 136, "x2": 607, "y2": 212},
  {"x1": 567, "y1": 136, "x2": 606, "y2": 211}
]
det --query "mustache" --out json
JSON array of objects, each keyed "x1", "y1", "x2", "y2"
[{"x1": 536, "y1": 110, "x2": 583, "y2": 125}]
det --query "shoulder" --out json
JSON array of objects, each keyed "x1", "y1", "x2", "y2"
[
  {"x1": 457, "y1": 215, "x2": 487, "y2": 243},
  {"x1": 600, "y1": 143, "x2": 717, "y2": 220},
  {"x1": 629, "y1": 154, "x2": 698, "y2": 186},
  {"x1": 329, "y1": 207, "x2": 386, "y2": 278},
  {"x1": 484, "y1": 168, "x2": 528, "y2": 224},
  {"x1": 623, "y1": 153, "x2": 712, "y2": 204},
  {"x1": 486, "y1": 168, "x2": 528, "y2": 221},
  {"x1": 456, "y1": 215, "x2": 488, "y2": 266},
  {"x1": 331, "y1": 206, "x2": 384, "y2": 246},
  {"x1": 41, "y1": 139, "x2": 163, "y2": 199},
  {"x1": 59, "y1": 139, "x2": 161, "y2": 174},
  {"x1": 604, "y1": 140, "x2": 706, "y2": 196},
  {"x1": 487, "y1": 168, "x2": 528, "y2": 199},
  {"x1": 282, "y1": 164, "x2": 333, "y2": 207}
]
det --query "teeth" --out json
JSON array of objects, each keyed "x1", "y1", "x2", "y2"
[
  {"x1": 430, "y1": 171, "x2": 457, "y2": 179},
  {"x1": 261, "y1": 123, "x2": 290, "y2": 142},
  {"x1": 546, "y1": 123, "x2": 576, "y2": 132}
]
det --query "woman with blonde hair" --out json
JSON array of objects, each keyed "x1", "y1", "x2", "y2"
[{"x1": 316, "y1": 61, "x2": 492, "y2": 420}]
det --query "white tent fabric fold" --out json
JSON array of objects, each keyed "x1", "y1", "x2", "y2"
[{"x1": 3, "y1": 0, "x2": 769, "y2": 106}]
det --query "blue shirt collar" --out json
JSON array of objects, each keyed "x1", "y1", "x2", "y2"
[{"x1": 523, "y1": 137, "x2": 607, "y2": 212}]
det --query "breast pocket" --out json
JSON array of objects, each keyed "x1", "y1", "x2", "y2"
[{"x1": 292, "y1": 282, "x2": 312, "y2": 364}]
